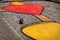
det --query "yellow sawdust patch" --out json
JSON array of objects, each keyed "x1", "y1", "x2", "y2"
[
  {"x1": 11, "y1": 2, "x2": 25, "y2": 6},
  {"x1": 22, "y1": 22, "x2": 60, "y2": 40}
]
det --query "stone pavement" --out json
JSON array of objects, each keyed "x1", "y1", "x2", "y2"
[
  {"x1": 0, "y1": 16, "x2": 22, "y2": 40},
  {"x1": 0, "y1": 1, "x2": 60, "y2": 40}
]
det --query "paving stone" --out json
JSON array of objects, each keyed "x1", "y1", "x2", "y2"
[
  {"x1": 0, "y1": 1, "x2": 60, "y2": 40},
  {"x1": 0, "y1": 16, "x2": 21, "y2": 40}
]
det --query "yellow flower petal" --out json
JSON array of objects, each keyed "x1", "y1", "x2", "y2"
[
  {"x1": 11, "y1": 2, "x2": 25, "y2": 6},
  {"x1": 22, "y1": 22, "x2": 60, "y2": 40}
]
